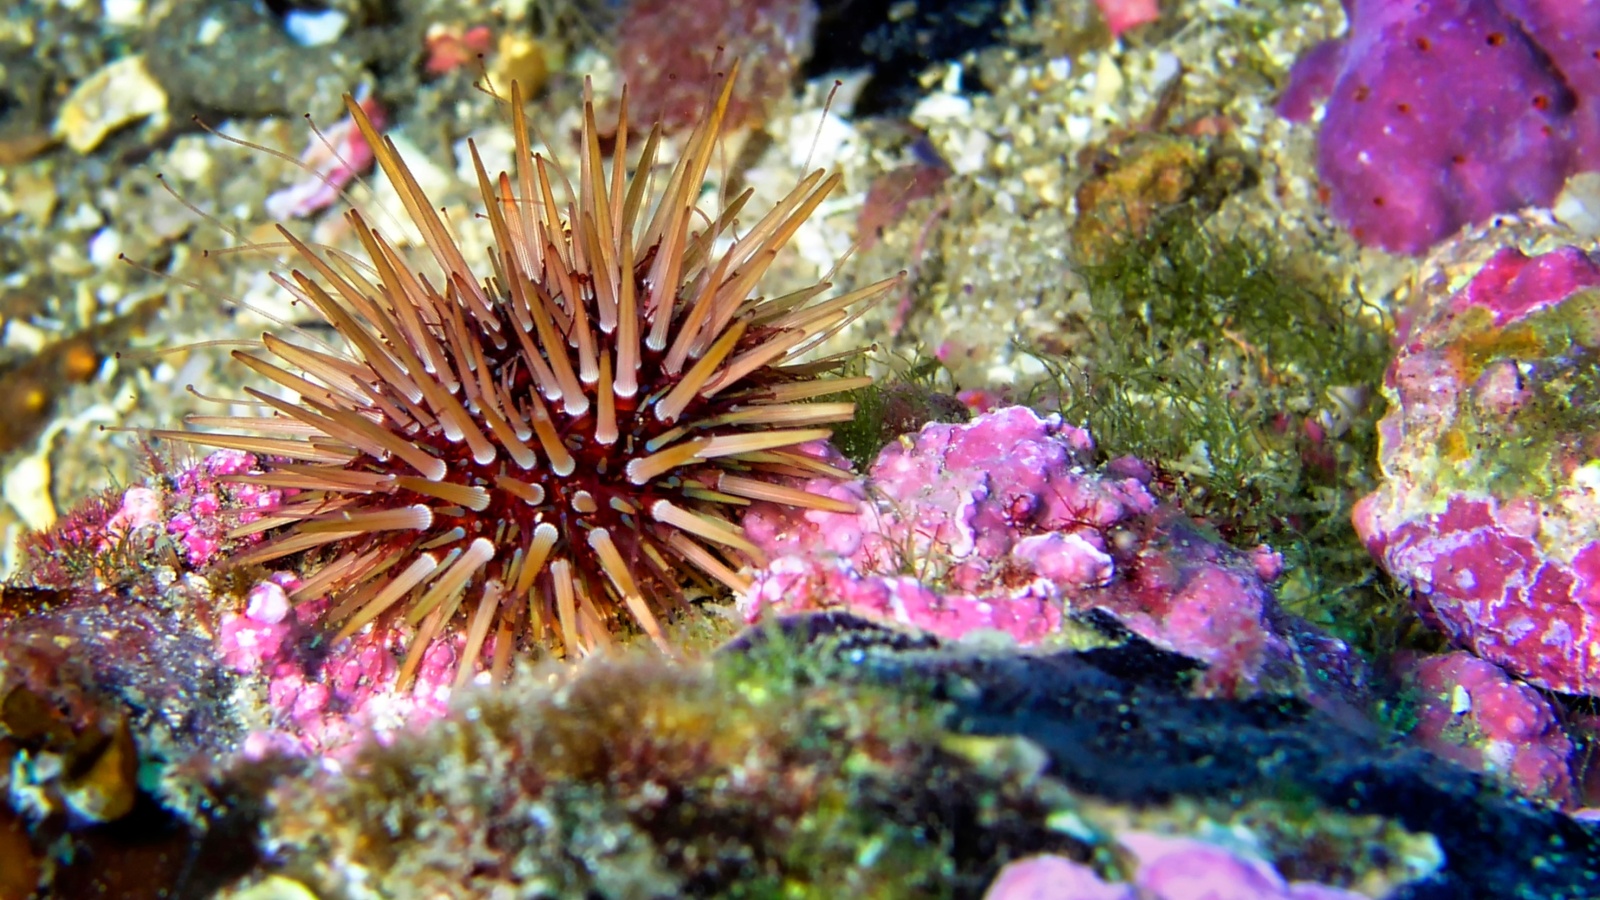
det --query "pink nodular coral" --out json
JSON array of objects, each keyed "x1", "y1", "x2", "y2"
[
  {"x1": 1123, "y1": 832, "x2": 1370, "y2": 900},
  {"x1": 220, "y1": 571, "x2": 460, "y2": 759},
  {"x1": 739, "y1": 406, "x2": 1354, "y2": 700},
  {"x1": 97, "y1": 486, "x2": 162, "y2": 551},
  {"x1": 164, "y1": 449, "x2": 283, "y2": 568},
  {"x1": 106, "y1": 450, "x2": 454, "y2": 758}
]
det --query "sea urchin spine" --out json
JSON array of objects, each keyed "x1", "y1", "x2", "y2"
[{"x1": 159, "y1": 68, "x2": 897, "y2": 684}]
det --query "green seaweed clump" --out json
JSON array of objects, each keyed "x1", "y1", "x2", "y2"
[
  {"x1": 1071, "y1": 133, "x2": 1255, "y2": 267},
  {"x1": 261, "y1": 639, "x2": 1082, "y2": 899},
  {"x1": 831, "y1": 353, "x2": 970, "y2": 472},
  {"x1": 1045, "y1": 205, "x2": 1405, "y2": 648},
  {"x1": 1416, "y1": 288, "x2": 1600, "y2": 502}
]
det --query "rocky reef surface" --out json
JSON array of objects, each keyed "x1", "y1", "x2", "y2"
[
  {"x1": 4, "y1": 0, "x2": 1600, "y2": 897},
  {"x1": 1355, "y1": 244, "x2": 1600, "y2": 697}
]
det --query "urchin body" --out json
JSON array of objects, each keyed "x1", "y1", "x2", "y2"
[{"x1": 164, "y1": 72, "x2": 892, "y2": 682}]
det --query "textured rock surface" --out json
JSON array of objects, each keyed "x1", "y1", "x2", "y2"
[
  {"x1": 1398, "y1": 650, "x2": 1574, "y2": 805},
  {"x1": 1355, "y1": 245, "x2": 1600, "y2": 693},
  {"x1": 817, "y1": 621, "x2": 1600, "y2": 900}
]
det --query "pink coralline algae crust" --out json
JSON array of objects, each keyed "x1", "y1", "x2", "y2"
[
  {"x1": 740, "y1": 407, "x2": 1350, "y2": 699},
  {"x1": 1397, "y1": 651, "x2": 1574, "y2": 806},
  {"x1": 263, "y1": 91, "x2": 386, "y2": 221},
  {"x1": 164, "y1": 449, "x2": 284, "y2": 568},
  {"x1": 98, "y1": 486, "x2": 162, "y2": 550},
  {"x1": 983, "y1": 854, "x2": 1136, "y2": 900},
  {"x1": 101, "y1": 450, "x2": 454, "y2": 757},
  {"x1": 1279, "y1": 0, "x2": 1600, "y2": 254},
  {"x1": 1093, "y1": 0, "x2": 1161, "y2": 37},
  {"x1": 615, "y1": 0, "x2": 817, "y2": 132},
  {"x1": 219, "y1": 572, "x2": 459, "y2": 758},
  {"x1": 1124, "y1": 833, "x2": 1369, "y2": 900},
  {"x1": 1446, "y1": 240, "x2": 1600, "y2": 326},
  {"x1": 983, "y1": 834, "x2": 1369, "y2": 900},
  {"x1": 78, "y1": 450, "x2": 282, "y2": 574},
  {"x1": 1353, "y1": 247, "x2": 1600, "y2": 694}
]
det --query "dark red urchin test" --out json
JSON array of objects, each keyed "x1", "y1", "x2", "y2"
[{"x1": 158, "y1": 69, "x2": 897, "y2": 685}]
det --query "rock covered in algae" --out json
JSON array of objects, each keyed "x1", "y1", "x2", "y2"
[
  {"x1": 244, "y1": 623, "x2": 1462, "y2": 899},
  {"x1": 806, "y1": 617, "x2": 1595, "y2": 898},
  {"x1": 1397, "y1": 650, "x2": 1574, "y2": 806},
  {"x1": 1071, "y1": 132, "x2": 1255, "y2": 265},
  {"x1": 257, "y1": 653, "x2": 1084, "y2": 899},
  {"x1": 1353, "y1": 245, "x2": 1600, "y2": 694},
  {"x1": 0, "y1": 576, "x2": 255, "y2": 895},
  {"x1": 10, "y1": 447, "x2": 462, "y2": 759},
  {"x1": 740, "y1": 406, "x2": 1362, "y2": 701}
]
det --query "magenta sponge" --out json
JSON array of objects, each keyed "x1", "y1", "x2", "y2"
[{"x1": 1280, "y1": 0, "x2": 1600, "y2": 254}]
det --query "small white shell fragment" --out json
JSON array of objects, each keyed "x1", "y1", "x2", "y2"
[
  {"x1": 102, "y1": 0, "x2": 144, "y2": 27},
  {"x1": 196, "y1": 16, "x2": 225, "y2": 44},
  {"x1": 1553, "y1": 172, "x2": 1600, "y2": 239},
  {"x1": 88, "y1": 227, "x2": 122, "y2": 267},
  {"x1": 1151, "y1": 51, "x2": 1182, "y2": 88},
  {"x1": 3, "y1": 320, "x2": 48, "y2": 354},
  {"x1": 283, "y1": 8, "x2": 348, "y2": 46},
  {"x1": 4, "y1": 449, "x2": 55, "y2": 531},
  {"x1": 910, "y1": 91, "x2": 972, "y2": 126},
  {"x1": 1091, "y1": 54, "x2": 1125, "y2": 108},
  {"x1": 783, "y1": 110, "x2": 857, "y2": 170}
]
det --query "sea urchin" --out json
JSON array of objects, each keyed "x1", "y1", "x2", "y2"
[{"x1": 159, "y1": 69, "x2": 896, "y2": 684}]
